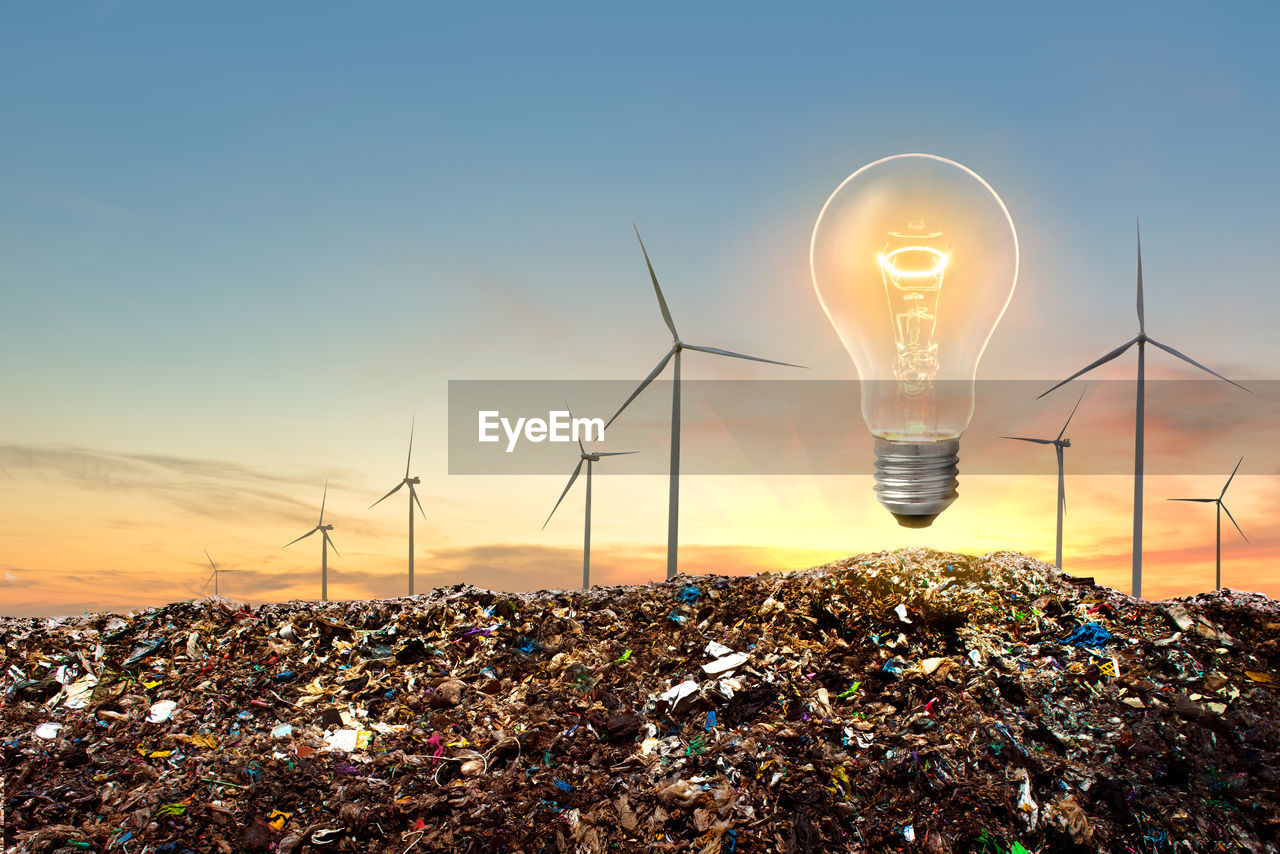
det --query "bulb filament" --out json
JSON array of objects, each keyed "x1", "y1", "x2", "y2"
[
  {"x1": 877, "y1": 242, "x2": 949, "y2": 386},
  {"x1": 878, "y1": 231, "x2": 950, "y2": 435}
]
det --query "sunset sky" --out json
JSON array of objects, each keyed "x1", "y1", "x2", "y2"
[{"x1": 3, "y1": 4, "x2": 1280, "y2": 616}]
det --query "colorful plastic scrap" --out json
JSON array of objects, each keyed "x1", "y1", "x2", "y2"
[{"x1": 1061, "y1": 622, "x2": 1113, "y2": 649}]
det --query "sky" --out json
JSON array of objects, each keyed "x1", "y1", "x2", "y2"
[{"x1": 3, "y1": 2, "x2": 1280, "y2": 616}]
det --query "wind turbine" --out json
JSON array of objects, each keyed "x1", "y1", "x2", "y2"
[
  {"x1": 543, "y1": 404, "x2": 636, "y2": 590},
  {"x1": 371, "y1": 416, "x2": 427, "y2": 596},
  {"x1": 201, "y1": 548, "x2": 239, "y2": 598},
  {"x1": 1168, "y1": 457, "x2": 1247, "y2": 591},
  {"x1": 607, "y1": 226, "x2": 804, "y2": 580},
  {"x1": 1038, "y1": 220, "x2": 1248, "y2": 598},
  {"x1": 284, "y1": 480, "x2": 339, "y2": 601},
  {"x1": 1002, "y1": 387, "x2": 1088, "y2": 570}
]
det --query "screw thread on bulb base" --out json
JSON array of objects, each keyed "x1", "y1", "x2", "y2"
[{"x1": 873, "y1": 437, "x2": 960, "y2": 528}]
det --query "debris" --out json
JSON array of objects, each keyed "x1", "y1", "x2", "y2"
[
  {"x1": 147, "y1": 699, "x2": 178, "y2": 723},
  {"x1": 677, "y1": 584, "x2": 701, "y2": 604},
  {"x1": 34, "y1": 722, "x2": 62, "y2": 739},
  {"x1": 759, "y1": 596, "x2": 784, "y2": 617},
  {"x1": 321, "y1": 728, "x2": 371, "y2": 753},
  {"x1": 4, "y1": 548, "x2": 1280, "y2": 852},
  {"x1": 63, "y1": 673, "x2": 98, "y2": 709},
  {"x1": 706, "y1": 640, "x2": 733, "y2": 657},
  {"x1": 1162, "y1": 603, "x2": 1196, "y2": 632},
  {"x1": 1061, "y1": 621, "x2": 1113, "y2": 648},
  {"x1": 702, "y1": 651, "x2": 749, "y2": 675}
]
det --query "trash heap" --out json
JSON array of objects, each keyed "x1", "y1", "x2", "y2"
[{"x1": 4, "y1": 548, "x2": 1280, "y2": 853}]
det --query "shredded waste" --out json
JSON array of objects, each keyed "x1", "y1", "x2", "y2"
[{"x1": 3, "y1": 548, "x2": 1279, "y2": 853}]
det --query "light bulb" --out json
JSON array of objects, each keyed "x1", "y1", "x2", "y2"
[{"x1": 810, "y1": 153, "x2": 1018, "y2": 527}]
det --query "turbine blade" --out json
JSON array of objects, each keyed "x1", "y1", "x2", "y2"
[
  {"x1": 1136, "y1": 218, "x2": 1145, "y2": 335},
  {"x1": 284, "y1": 527, "x2": 319, "y2": 548},
  {"x1": 1166, "y1": 498, "x2": 1216, "y2": 502},
  {"x1": 203, "y1": 548, "x2": 217, "y2": 572},
  {"x1": 635, "y1": 225, "x2": 678, "y2": 341},
  {"x1": 681, "y1": 343, "x2": 806, "y2": 369},
  {"x1": 370, "y1": 481, "x2": 405, "y2": 509},
  {"x1": 1221, "y1": 503, "x2": 1248, "y2": 543},
  {"x1": 605, "y1": 347, "x2": 675, "y2": 429},
  {"x1": 1145, "y1": 337, "x2": 1250, "y2": 392},
  {"x1": 565, "y1": 399, "x2": 585, "y2": 456},
  {"x1": 1037, "y1": 337, "x2": 1139, "y2": 399},
  {"x1": 319, "y1": 480, "x2": 329, "y2": 525},
  {"x1": 410, "y1": 483, "x2": 428, "y2": 520},
  {"x1": 324, "y1": 530, "x2": 340, "y2": 558},
  {"x1": 1058, "y1": 385, "x2": 1088, "y2": 440},
  {"x1": 405, "y1": 414, "x2": 415, "y2": 479},
  {"x1": 542, "y1": 459, "x2": 584, "y2": 530},
  {"x1": 1220, "y1": 456, "x2": 1244, "y2": 500},
  {"x1": 595, "y1": 451, "x2": 639, "y2": 456},
  {"x1": 1001, "y1": 436, "x2": 1055, "y2": 445}
]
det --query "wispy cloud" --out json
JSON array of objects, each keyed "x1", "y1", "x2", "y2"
[{"x1": 0, "y1": 442, "x2": 354, "y2": 521}]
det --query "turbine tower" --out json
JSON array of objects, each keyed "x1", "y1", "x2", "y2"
[
  {"x1": 543, "y1": 405, "x2": 636, "y2": 590},
  {"x1": 1002, "y1": 387, "x2": 1087, "y2": 570},
  {"x1": 1038, "y1": 221, "x2": 1248, "y2": 598},
  {"x1": 1168, "y1": 456, "x2": 1247, "y2": 591},
  {"x1": 201, "y1": 549, "x2": 239, "y2": 598},
  {"x1": 371, "y1": 416, "x2": 427, "y2": 596},
  {"x1": 608, "y1": 226, "x2": 803, "y2": 580},
  {"x1": 284, "y1": 480, "x2": 339, "y2": 601}
]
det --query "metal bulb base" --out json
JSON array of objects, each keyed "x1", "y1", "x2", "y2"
[{"x1": 873, "y1": 437, "x2": 960, "y2": 528}]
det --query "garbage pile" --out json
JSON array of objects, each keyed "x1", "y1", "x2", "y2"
[{"x1": 4, "y1": 548, "x2": 1280, "y2": 853}]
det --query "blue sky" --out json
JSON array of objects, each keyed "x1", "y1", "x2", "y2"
[{"x1": 2, "y1": 3, "x2": 1278, "y2": 613}]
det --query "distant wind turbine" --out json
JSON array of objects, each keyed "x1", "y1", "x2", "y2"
[
  {"x1": 607, "y1": 226, "x2": 804, "y2": 580},
  {"x1": 371, "y1": 416, "x2": 427, "y2": 596},
  {"x1": 284, "y1": 480, "x2": 339, "y2": 601},
  {"x1": 1168, "y1": 457, "x2": 1248, "y2": 591},
  {"x1": 201, "y1": 548, "x2": 240, "y2": 598},
  {"x1": 1002, "y1": 387, "x2": 1088, "y2": 570},
  {"x1": 1038, "y1": 220, "x2": 1248, "y2": 598},
  {"x1": 543, "y1": 403, "x2": 636, "y2": 590}
]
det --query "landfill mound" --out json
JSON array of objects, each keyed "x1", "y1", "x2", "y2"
[{"x1": 3, "y1": 550, "x2": 1280, "y2": 854}]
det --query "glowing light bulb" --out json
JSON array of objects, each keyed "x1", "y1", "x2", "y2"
[{"x1": 811, "y1": 153, "x2": 1018, "y2": 527}]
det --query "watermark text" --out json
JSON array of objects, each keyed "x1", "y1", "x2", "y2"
[{"x1": 478, "y1": 410, "x2": 605, "y2": 453}]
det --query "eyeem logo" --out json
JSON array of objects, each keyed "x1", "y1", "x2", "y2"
[{"x1": 478, "y1": 410, "x2": 605, "y2": 453}]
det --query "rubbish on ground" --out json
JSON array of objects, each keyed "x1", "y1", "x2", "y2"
[
  {"x1": 4, "y1": 548, "x2": 1280, "y2": 852},
  {"x1": 1061, "y1": 621, "x2": 1113, "y2": 648},
  {"x1": 33, "y1": 722, "x2": 62, "y2": 739},
  {"x1": 147, "y1": 699, "x2": 178, "y2": 723}
]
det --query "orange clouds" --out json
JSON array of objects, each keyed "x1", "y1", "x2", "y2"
[{"x1": 2, "y1": 437, "x2": 1277, "y2": 617}]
